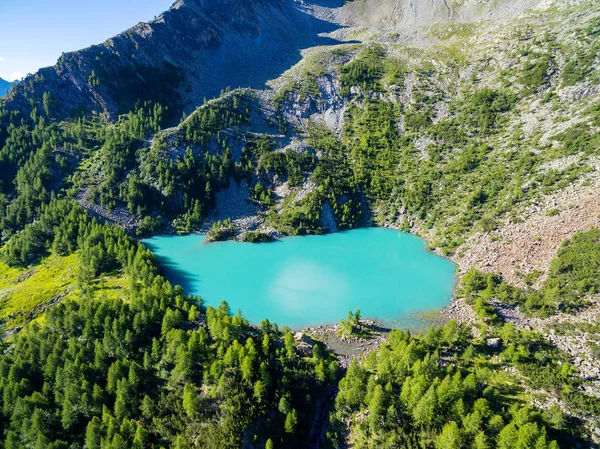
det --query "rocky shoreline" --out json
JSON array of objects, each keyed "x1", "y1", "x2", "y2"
[
  {"x1": 299, "y1": 319, "x2": 391, "y2": 368},
  {"x1": 439, "y1": 297, "x2": 479, "y2": 325},
  {"x1": 295, "y1": 297, "x2": 487, "y2": 368}
]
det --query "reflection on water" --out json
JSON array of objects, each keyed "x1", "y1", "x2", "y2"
[{"x1": 269, "y1": 259, "x2": 351, "y2": 316}]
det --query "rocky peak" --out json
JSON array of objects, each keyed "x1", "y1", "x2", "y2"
[{"x1": 1, "y1": 0, "x2": 292, "y2": 122}]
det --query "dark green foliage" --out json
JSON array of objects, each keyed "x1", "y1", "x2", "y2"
[
  {"x1": 138, "y1": 136, "x2": 234, "y2": 231},
  {"x1": 340, "y1": 46, "x2": 386, "y2": 96},
  {"x1": 327, "y1": 322, "x2": 570, "y2": 449},
  {"x1": 67, "y1": 95, "x2": 248, "y2": 234},
  {"x1": 309, "y1": 124, "x2": 364, "y2": 230},
  {"x1": 206, "y1": 218, "x2": 236, "y2": 241},
  {"x1": 269, "y1": 85, "x2": 516, "y2": 241},
  {"x1": 344, "y1": 101, "x2": 401, "y2": 201},
  {"x1": 535, "y1": 229, "x2": 600, "y2": 310},
  {"x1": 404, "y1": 108, "x2": 433, "y2": 131},
  {"x1": 113, "y1": 93, "x2": 253, "y2": 232},
  {"x1": 266, "y1": 192, "x2": 326, "y2": 236},
  {"x1": 251, "y1": 181, "x2": 273, "y2": 207},
  {"x1": 519, "y1": 53, "x2": 553, "y2": 93},
  {"x1": 240, "y1": 231, "x2": 274, "y2": 243},
  {"x1": 258, "y1": 147, "x2": 316, "y2": 188},
  {"x1": 499, "y1": 326, "x2": 600, "y2": 423},
  {"x1": 0, "y1": 100, "x2": 174, "y2": 243},
  {"x1": 339, "y1": 309, "x2": 369, "y2": 337},
  {"x1": 0, "y1": 110, "x2": 60, "y2": 230},
  {"x1": 88, "y1": 103, "x2": 170, "y2": 212},
  {"x1": 181, "y1": 93, "x2": 250, "y2": 147},
  {"x1": 4, "y1": 200, "x2": 89, "y2": 266},
  {"x1": 458, "y1": 268, "x2": 520, "y2": 322},
  {"x1": 1, "y1": 145, "x2": 54, "y2": 238},
  {"x1": 457, "y1": 88, "x2": 517, "y2": 134}
]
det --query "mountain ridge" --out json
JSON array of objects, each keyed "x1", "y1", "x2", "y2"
[
  {"x1": 1, "y1": 0, "x2": 542, "y2": 121},
  {"x1": 1, "y1": 0, "x2": 334, "y2": 121}
]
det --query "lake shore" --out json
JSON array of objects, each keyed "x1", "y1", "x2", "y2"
[
  {"x1": 439, "y1": 297, "x2": 479, "y2": 324},
  {"x1": 299, "y1": 319, "x2": 391, "y2": 367},
  {"x1": 296, "y1": 301, "x2": 480, "y2": 366},
  {"x1": 145, "y1": 224, "x2": 478, "y2": 366}
]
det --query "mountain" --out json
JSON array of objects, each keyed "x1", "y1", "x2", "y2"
[
  {"x1": 0, "y1": 0, "x2": 600, "y2": 447},
  {"x1": 1, "y1": 0, "x2": 539, "y2": 121},
  {"x1": 0, "y1": 77, "x2": 13, "y2": 97},
  {"x1": 2, "y1": 0, "x2": 335, "y2": 120}
]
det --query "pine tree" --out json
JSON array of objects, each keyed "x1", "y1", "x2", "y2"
[
  {"x1": 284, "y1": 410, "x2": 298, "y2": 434},
  {"x1": 436, "y1": 421, "x2": 462, "y2": 449},
  {"x1": 369, "y1": 384, "x2": 385, "y2": 430},
  {"x1": 182, "y1": 383, "x2": 199, "y2": 418}
]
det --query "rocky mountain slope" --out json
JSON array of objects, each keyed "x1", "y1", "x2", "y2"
[
  {"x1": 1, "y1": 0, "x2": 331, "y2": 120},
  {"x1": 1, "y1": 0, "x2": 540, "y2": 121}
]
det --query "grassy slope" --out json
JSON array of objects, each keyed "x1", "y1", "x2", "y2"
[
  {"x1": 0, "y1": 254, "x2": 79, "y2": 329},
  {"x1": 0, "y1": 253, "x2": 128, "y2": 331}
]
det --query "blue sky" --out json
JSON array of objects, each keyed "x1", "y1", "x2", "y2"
[{"x1": 0, "y1": 0, "x2": 174, "y2": 81}]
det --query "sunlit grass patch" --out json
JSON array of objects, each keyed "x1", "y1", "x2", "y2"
[{"x1": 0, "y1": 253, "x2": 79, "y2": 329}]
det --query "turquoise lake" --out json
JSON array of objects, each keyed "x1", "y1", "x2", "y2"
[{"x1": 142, "y1": 228, "x2": 456, "y2": 328}]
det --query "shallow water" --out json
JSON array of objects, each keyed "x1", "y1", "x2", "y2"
[{"x1": 142, "y1": 228, "x2": 456, "y2": 328}]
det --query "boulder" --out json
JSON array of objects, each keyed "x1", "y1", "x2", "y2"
[{"x1": 486, "y1": 337, "x2": 502, "y2": 349}]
